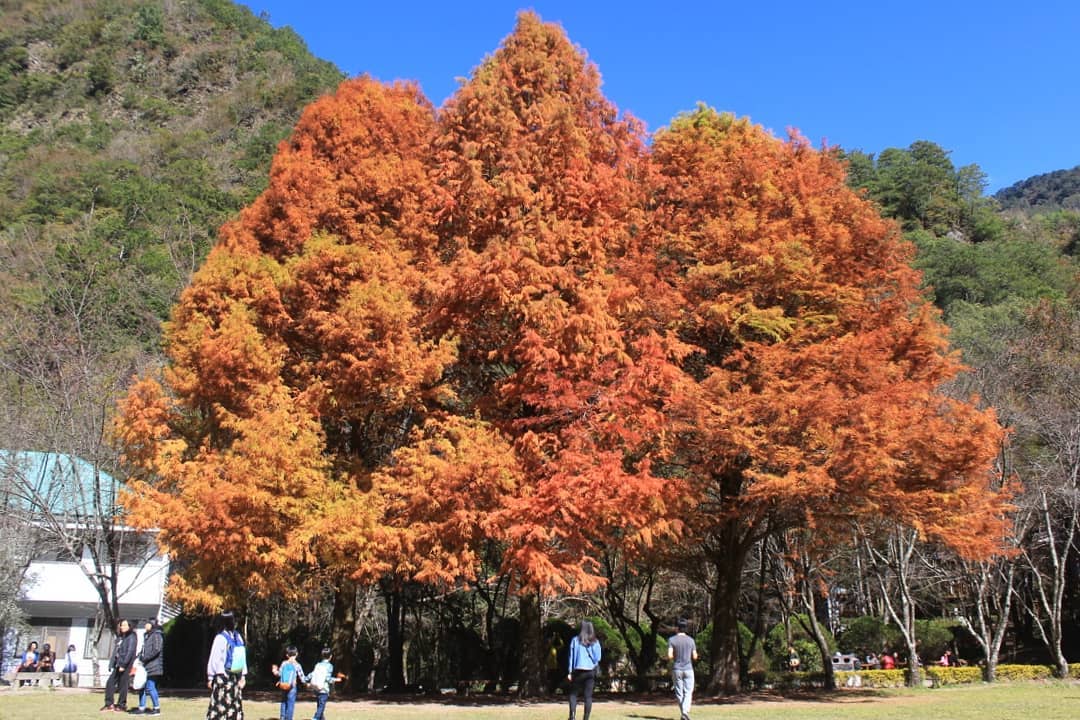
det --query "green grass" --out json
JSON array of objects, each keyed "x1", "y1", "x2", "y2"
[{"x1": 1, "y1": 683, "x2": 1079, "y2": 720}]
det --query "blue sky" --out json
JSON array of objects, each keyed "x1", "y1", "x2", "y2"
[{"x1": 239, "y1": 1, "x2": 1078, "y2": 193}]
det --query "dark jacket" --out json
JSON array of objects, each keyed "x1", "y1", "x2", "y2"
[
  {"x1": 111, "y1": 631, "x2": 137, "y2": 671},
  {"x1": 139, "y1": 628, "x2": 165, "y2": 677}
]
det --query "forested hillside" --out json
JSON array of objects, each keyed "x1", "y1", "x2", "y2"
[
  {"x1": 0, "y1": 0, "x2": 342, "y2": 647},
  {"x1": 996, "y1": 166, "x2": 1080, "y2": 211},
  {"x1": 0, "y1": 0, "x2": 342, "y2": 351}
]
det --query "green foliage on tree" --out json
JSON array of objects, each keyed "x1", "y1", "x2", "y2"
[
  {"x1": 765, "y1": 616, "x2": 836, "y2": 673},
  {"x1": 840, "y1": 141, "x2": 1003, "y2": 242},
  {"x1": 838, "y1": 616, "x2": 902, "y2": 656},
  {"x1": 911, "y1": 231, "x2": 1074, "y2": 314}
]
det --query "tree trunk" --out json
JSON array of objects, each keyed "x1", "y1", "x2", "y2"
[
  {"x1": 517, "y1": 591, "x2": 544, "y2": 697},
  {"x1": 707, "y1": 528, "x2": 748, "y2": 695},
  {"x1": 797, "y1": 583, "x2": 835, "y2": 691},
  {"x1": 331, "y1": 577, "x2": 357, "y2": 692},
  {"x1": 903, "y1": 636, "x2": 922, "y2": 687},
  {"x1": 384, "y1": 588, "x2": 406, "y2": 691}
]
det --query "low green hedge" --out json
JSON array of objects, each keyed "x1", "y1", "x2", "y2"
[
  {"x1": 759, "y1": 664, "x2": 1078, "y2": 690},
  {"x1": 993, "y1": 664, "x2": 1080, "y2": 681},
  {"x1": 833, "y1": 664, "x2": 1079, "y2": 688},
  {"x1": 835, "y1": 669, "x2": 907, "y2": 688},
  {"x1": 924, "y1": 667, "x2": 984, "y2": 685}
]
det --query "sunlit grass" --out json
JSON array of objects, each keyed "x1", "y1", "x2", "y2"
[{"x1": 1, "y1": 682, "x2": 1078, "y2": 720}]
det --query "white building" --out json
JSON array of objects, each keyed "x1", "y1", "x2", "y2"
[{"x1": 2, "y1": 451, "x2": 172, "y2": 686}]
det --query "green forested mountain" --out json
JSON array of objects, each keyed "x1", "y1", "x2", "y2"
[
  {"x1": 839, "y1": 143, "x2": 1079, "y2": 325},
  {"x1": 0, "y1": 0, "x2": 344, "y2": 356},
  {"x1": 0, "y1": 0, "x2": 345, "y2": 476},
  {"x1": 995, "y1": 165, "x2": 1080, "y2": 211}
]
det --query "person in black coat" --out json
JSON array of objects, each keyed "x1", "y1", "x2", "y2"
[
  {"x1": 137, "y1": 619, "x2": 165, "y2": 715},
  {"x1": 102, "y1": 619, "x2": 137, "y2": 711}
]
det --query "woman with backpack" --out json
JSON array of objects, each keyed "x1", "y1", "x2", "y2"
[{"x1": 206, "y1": 611, "x2": 247, "y2": 720}]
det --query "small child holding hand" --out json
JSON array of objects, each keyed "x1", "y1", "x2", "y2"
[
  {"x1": 271, "y1": 645, "x2": 307, "y2": 720},
  {"x1": 308, "y1": 647, "x2": 345, "y2": 720}
]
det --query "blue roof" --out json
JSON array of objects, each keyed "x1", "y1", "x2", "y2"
[{"x1": 1, "y1": 450, "x2": 118, "y2": 516}]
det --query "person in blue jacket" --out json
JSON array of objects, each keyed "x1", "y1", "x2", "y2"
[{"x1": 566, "y1": 620, "x2": 601, "y2": 720}]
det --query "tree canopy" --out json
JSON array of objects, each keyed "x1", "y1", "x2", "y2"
[{"x1": 113, "y1": 11, "x2": 1007, "y2": 693}]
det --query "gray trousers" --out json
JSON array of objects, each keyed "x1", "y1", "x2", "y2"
[{"x1": 673, "y1": 667, "x2": 694, "y2": 718}]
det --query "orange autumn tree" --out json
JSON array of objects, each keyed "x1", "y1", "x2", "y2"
[
  {"x1": 113, "y1": 13, "x2": 1008, "y2": 699},
  {"x1": 114, "y1": 77, "x2": 455, "y2": 675},
  {"x1": 643, "y1": 107, "x2": 1006, "y2": 693},
  {"x1": 429, "y1": 12, "x2": 681, "y2": 692}
]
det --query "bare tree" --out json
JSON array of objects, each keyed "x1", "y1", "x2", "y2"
[
  {"x1": 999, "y1": 301, "x2": 1080, "y2": 679},
  {"x1": 0, "y1": 222, "x2": 157, "y2": 681},
  {"x1": 771, "y1": 532, "x2": 839, "y2": 690},
  {"x1": 857, "y1": 522, "x2": 923, "y2": 687}
]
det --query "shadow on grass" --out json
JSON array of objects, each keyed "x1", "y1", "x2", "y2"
[
  {"x1": 250, "y1": 687, "x2": 893, "y2": 708},
  {"x1": 695, "y1": 688, "x2": 893, "y2": 706}
]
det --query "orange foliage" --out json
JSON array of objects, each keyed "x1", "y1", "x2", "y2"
[
  {"x1": 115, "y1": 77, "x2": 450, "y2": 610},
  {"x1": 645, "y1": 107, "x2": 1007, "y2": 554},
  {"x1": 113, "y1": 13, "x2": 1005, "y2": 614}
]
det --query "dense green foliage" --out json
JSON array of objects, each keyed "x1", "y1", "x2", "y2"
[
  {"x1": 0, "y1": 0, "x2": 344, "y2": 356},
  {"x1": 840, "y1": 141, "x2": 1080, "y2": 359},
  {"x1": 840, "y1": 141, "x2": 1005, "y2": 242},
  {"x1": 995, "y1": 165, "x2": 1080, "y2": 211}
]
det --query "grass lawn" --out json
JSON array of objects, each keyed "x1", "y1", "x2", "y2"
[{"x1": 1, "y1": 683, "x2": 1078, "y2": 720}]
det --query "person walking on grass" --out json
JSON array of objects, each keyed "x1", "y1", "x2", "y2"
[
  {"x1": 272, "y1": 645, "x2": 308, "y2": 720},
  {"x1": 667, "y1": 618, "x2": 699, "y2": 720},
  {"x1": 308, "y1": 647, "x2": 341, "y2": 720},
  {"x1": 567, "y1": 620, "x2": 602, "y2": 720},
  {"x1": 206, "y1": 611, "x2": 248, "y2": 720}
]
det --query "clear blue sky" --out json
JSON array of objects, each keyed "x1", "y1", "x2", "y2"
[{"x1": 239, "y1": 1, "x2": 1078, "y2": 193}]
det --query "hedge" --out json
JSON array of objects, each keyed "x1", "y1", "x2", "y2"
[{"x1": 827, "y1": 664, "x2": 1080, "y2": 688}]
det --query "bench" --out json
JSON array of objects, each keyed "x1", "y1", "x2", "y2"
[{"x1": 3, "y1": 671, "x2": 64, "y2": 688}]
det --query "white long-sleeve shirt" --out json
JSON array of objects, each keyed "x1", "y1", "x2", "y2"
[{"x1": 206, "y1": 632, "x2": 247, "y2": 679}]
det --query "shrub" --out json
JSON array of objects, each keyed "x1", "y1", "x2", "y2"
[
  {"x1": 765, "y1": 616, "x2": 835, "y2": 672},
  {"x1": 995, "y1": 664, "x2": 1057, "y2": 681},
  {"x1": 913, "y1": 618, "x2": 960, "y2": 661},
  {"x1": 838, "y1": 616, "x2": 901, "y2": 655},
  {"x1": 924, "y1": 666, "x2": 983, "y2": 686},
  {"x1": 586, "y1": 615, "x2": 626, "y2": 674},
  {"x1": 835, "y1": 669, "x2": 907, "y2": 688}
]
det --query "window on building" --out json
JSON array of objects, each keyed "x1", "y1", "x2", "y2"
[
  {"x1": 115, "y1": 531, "x2": 156, "y2": 565},
  {"x1": 16, "y1": 619, "x2": 70, "y2": 661},
  {"x1": 84, "y1": 620, "x2": 114, "y2": 660}
]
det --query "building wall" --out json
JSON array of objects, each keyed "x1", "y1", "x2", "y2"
[{"x1": 6, "y1": 534, "x2": 170, "y2": 688}]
